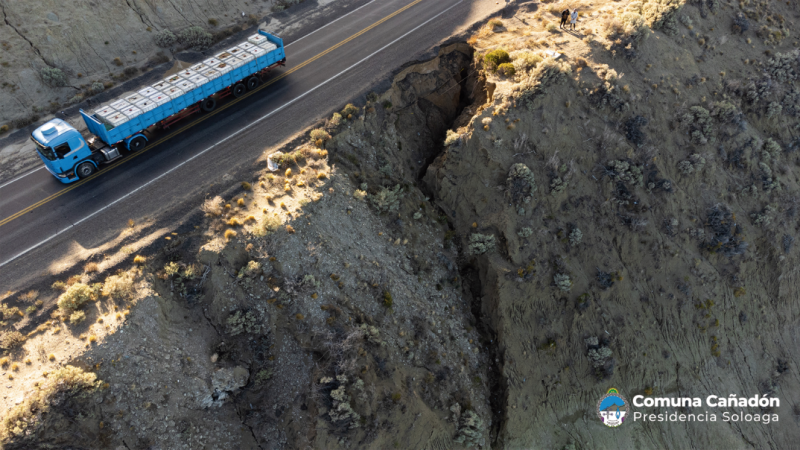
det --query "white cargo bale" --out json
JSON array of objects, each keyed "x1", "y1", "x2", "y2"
[
  {"x1": 125, "y1": 92, "x2": 146, "y2": 104},
  {"x1": 248, "y1": 34, "x2": 268, "y2": 46},
  {"x1": 202, "y1": 57, "x2": 221, "y2": 67},
  {"x1": 226, "y1": 47, "x2": 247, "y2": 58},
  {"x1": 119, "y1": 105, "x2": 143, "y2": 119},
  {"x1": 249, "y1": 46, "x2": 266, "y2": 59},
  {"x1": 236, "y1": 52, "x2": 255, "y2": 67},
  {"x1": 109, "y1": 99, "x2": 133, "y2": 112},
  {"x1": 260, "y1": 42, "x2": 277, "y2": 52},
  {"x1": 175, "y1": 80, "x2": 196, "y2": 92},
  {"x1": 202, "y1": 68, "x2": 221, "y2": 80},
  {"x1": 148, "y1": 93, "x2": 171, "y2": 107},
  {"x1": 215, "y1": 51, "x2": 236, "y2": 61},
  {"x1": 188, "y1": 74, "x2": 209, "y2": 86},
  {"x1": 177, "y1": 69, "x2": 195, "y2": 79},
  {"x1": 238, "y1": 42, "x2": 256, "y2": 51},
  {"x1": 226, "y1": 55, "x2": 246, "y2": 69},
  {"x1": 138, "y1": 86, "x2": 161, "y2": 97},
  {"x1": 94, "y1": 105, "x2": 117, "y2": 125},
  {"x1": 151, "y1": 81, "x2": 171, "y2": 93},
  {"x1": 163, "y1": 74, "x2": 183, "y2": 85},
  {"x1": 214, "y1": 62, "x2": 233, "y2": 75},
  {"x1": 135, "y1": 98, "x2": 157, "y2": 113},
  {"x1": 162, "y1": 86, "x2": 185, "y2": 99},
  {"x1": 105, "y1": 112, "x2": 130, "y2": 128},
  {"x1": 188, "y1": 63, "x2": 207, "y2": 75}
]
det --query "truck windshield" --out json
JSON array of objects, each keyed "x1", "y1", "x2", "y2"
[{"x1": 31, "y1": 136, "x2": 57, "y2": 161}]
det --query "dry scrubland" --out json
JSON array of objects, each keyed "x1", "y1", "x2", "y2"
[{"x1": 1, "y1": 0, "x2": 800, "y2": 448}]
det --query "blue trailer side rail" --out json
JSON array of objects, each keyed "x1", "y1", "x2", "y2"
[{"x1": 79, "y1": 30, "x2": 286, "y2": 147}]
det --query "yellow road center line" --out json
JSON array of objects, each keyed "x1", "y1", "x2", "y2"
[{"x1": 0, "y1": 0, "x2": 425, "y2": 228}]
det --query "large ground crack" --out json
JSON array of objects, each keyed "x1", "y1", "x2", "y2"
[
  {"x1": 0, "y1": 2, "x2": 53, "y2": 68},
  {"x1": 125, "y1": 0, "x2": 155, "y2": 29}
]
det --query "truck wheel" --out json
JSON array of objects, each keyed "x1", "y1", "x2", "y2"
[
  {"x1": 76, "y1": 162, "x2": 96, "y2": 178},
  {"x1": 128, "y1": 136, "x2": 147, "y2": 151},
  {"x1": 232, "y1": 83, "x2": 246, "y2": 98},
  {"x1": 247, "y1": 77, "x2": 260, "y2": 91},
  {"x1": 201, "y1": 97, "x2": 217, "y2": 112}
]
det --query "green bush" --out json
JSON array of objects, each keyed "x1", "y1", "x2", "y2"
[
  {"x1": 178, "y1": 26, "x2": 213, "y2": 50},
  {"x1": 40, "y1": 68, "x2": 67, "y2": 88},
  {"x1": 484, "y1": 49, "x2": 511, "y2": 72},
  {"x1": 497, "y1": 63, "x2": 516, "y2": 77},
  {"x1": 310, "y1": 128, "x2": 331, "y2": 141},
  {"x1": 341, "y1": 103, "x2": 359, "y2": 118},
  {"x1": 154, "y1": 29, "x2": 176, "y2": 47},
  {"x1": 69, "y1": 311, "x2": 86, "y2": 325}
]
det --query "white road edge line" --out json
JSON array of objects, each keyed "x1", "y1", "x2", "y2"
[
  {"x1": 0, "y1": 166, "x2": 44, "y2": 190},
  {"x1": 285, "y1": 0, "x2": 379, "y2": 47},
  {"x1": 0, "y1": 0, "x2": 375, "y2": 190},
  {"x1": 0, "y1": 0, "x2": 463, "y2": 270}
]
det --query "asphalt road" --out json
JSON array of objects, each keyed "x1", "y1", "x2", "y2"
[{"x1": 0, "y1": 0, "x2": 501, "y2": 290}]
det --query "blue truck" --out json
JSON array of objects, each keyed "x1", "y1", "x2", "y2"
[{"x1": 31, "y1": 30, "x2": 286, "y2": 183}]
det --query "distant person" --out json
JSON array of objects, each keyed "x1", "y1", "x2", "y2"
[
  {"x1": 570, "y1": 9, "x2": 578, "y2": 30},
  {"x1": 560, "y1": 9, "x2": 569, "y2": 29}
]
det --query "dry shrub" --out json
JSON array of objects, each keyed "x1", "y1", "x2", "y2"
[
  {"x1": 0, "y1": 331, "x2": 25, "y2": 350},
  {"x1": 225, "y1": 229, "x2": 237, "y2": 240},
  {"x1": 57, "y1": 283, "x2": 96, "y2": 310},
  {"x1": 201, "y1": 196, "x2": 224, "y2": 216},
  {"x1": 19, "y1": 291, "x2": 38, "y2": 303},
  {"x1": 84, "y1": 262, "x2": 99, "y2": 273},
  {"x1": 101, "y1": 271, "x2": 135, "y2": 300}
]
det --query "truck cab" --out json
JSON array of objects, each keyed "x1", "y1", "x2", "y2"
[{"x1": 32, "y1": 119, "x2": 117, "y2": 183}]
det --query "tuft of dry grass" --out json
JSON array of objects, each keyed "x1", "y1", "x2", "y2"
[
  {"x1": 227, "y1": 218, "x2": 241, "y2": 226},
  {"x1": 84, "y1": 262, "x2": 99, "y2": 273},
  {"x1": 317, "y1": 172, "x2": 327, "y2": 179},
  {"x1": 241, "y1": 181, "x2": 251, "y2": 190},
  {"x1": 224, "y1": 229, "x2": 237, "y2": 241},
  {"x1": 201, "y1": 196, "x2": 224, "y2": 216},
  {"x1": 48, "y1": 354, "x2": 55, "y2": 361},
  {"x1": 20, "y1": 290, "x2": 38, "y2": 303},
  {"x1": 133, "y1": 255, "x2": 146, "y2": 265},
  {"x1": 237, "y1": 198, "x2": 245, "y2": 206},
  {"x1": 286, "y1": 225, "x2": 295, "y2": 234},
  {"x1": 285, "y1": 168, "x2": 292, "y2": 178},
  {"x1": 11, "y1": 363, "x2": 18, "y2": 371},
  {"x1": 88, "y1": 335, "x2": 97, "y2": 343}
]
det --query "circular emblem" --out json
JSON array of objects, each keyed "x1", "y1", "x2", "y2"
[{"x1": 597, "y1": 388, "x2": 628, "y2": 427}]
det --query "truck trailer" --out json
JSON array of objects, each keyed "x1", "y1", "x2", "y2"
[{"x1": 31, "y1": 30, "x2": 286, "y2": 183}]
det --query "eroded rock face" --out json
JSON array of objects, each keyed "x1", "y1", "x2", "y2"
[{"x1": 200, "y1": 366, "x2": 250, "y2": 408}]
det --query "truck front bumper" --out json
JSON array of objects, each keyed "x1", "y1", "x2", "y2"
[{"x1": 43, "y1": 164, "x2": 77, "y2": 184}]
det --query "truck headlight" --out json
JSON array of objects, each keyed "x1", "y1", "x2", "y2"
[{"x1": 57, "y1": 173, "x2": 67, "y2": 178}]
